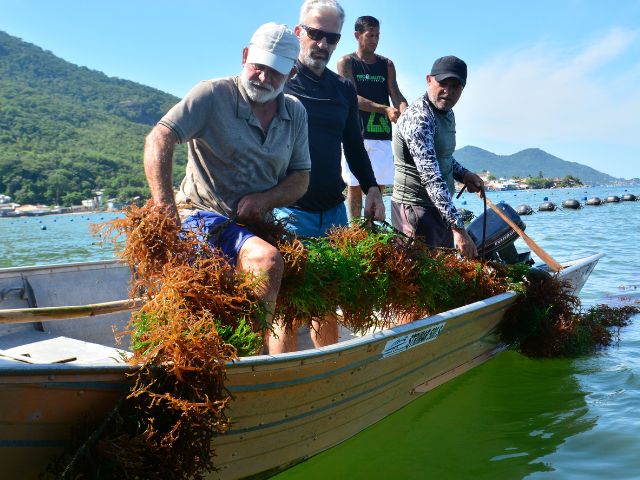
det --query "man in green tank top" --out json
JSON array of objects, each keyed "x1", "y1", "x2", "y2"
[
  {"x1": 391, "y1": 56, "x2": 484, "y2": 258},
  {"x1": 337, "y1": 15, "x2": 407, "y2": 220}
]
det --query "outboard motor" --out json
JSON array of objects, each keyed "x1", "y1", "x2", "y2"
[{"x1": 466, "y1": 203, "x2": 532, "y2": 264}]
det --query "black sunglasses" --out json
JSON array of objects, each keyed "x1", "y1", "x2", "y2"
[{"x1": 300, "y1": 24, "x2": 341, "y2": 45}]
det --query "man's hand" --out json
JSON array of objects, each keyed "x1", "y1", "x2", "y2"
[
  {"x1": 237, "y1": 193, "x2": 267, "y2": 222},
  {"x1": 452, "y1": 227, "x2": 478, "y2": 259},
  {"x1": 363, "y1": 186, "x2": 386, "y2": 221},
  {"x1": 463, "y1": 171, "x2": 485, "y2": 198},
  {"x1": 385, "y1": 106, "x2": 401, "y2": 123},
  {"x1": 158, "y1": 201, "x2": 180, "y2": 227}
]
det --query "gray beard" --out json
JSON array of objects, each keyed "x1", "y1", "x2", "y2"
[
  {"x1": 427, "y1": 91, "x2": 452, "y2": 112},
  {"x1": 300, "y1": 51, "x2": 328, "y2": 71},
  {"x1": 240, "y1": 74, "x2": 283, "y2": 104}
]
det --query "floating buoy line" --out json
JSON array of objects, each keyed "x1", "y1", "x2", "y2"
[
  {"x1": 457, "y1": 192, "x2": 639, "y2": 220},
  {"x1": 538, "y1": 201, "x2": 557, "y2": 212}
]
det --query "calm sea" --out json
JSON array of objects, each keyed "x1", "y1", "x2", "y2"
[{"x1": 1, "y1": 186, "x2": 639, "y2": 479}]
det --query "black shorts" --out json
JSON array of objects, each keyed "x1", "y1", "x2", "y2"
[{"x1": 390, "y1": 200, "x2": 453, "y2": 249}]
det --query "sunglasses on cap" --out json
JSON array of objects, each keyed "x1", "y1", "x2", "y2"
[{"x1": 300, "y1": 24, "x2": 341, "y2": 45}]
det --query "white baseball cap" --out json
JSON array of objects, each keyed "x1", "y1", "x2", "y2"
[{"x1": 246, "y1": 22, "x2": 299, "y2": 75}]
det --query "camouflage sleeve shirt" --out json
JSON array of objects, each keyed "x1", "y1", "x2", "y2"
[{"x1": 396, "y1": 96, "x2": 468, "y2": 227}]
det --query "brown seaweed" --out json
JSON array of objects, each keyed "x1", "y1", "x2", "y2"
[{"x1": 71, "y1": 203, "x2": 637, "y2": 479}]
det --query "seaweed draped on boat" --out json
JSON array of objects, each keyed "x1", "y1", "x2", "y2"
[
  {"x1": 77, "y1": 202, "x2": 635, "y2": 480},
  {"x1": 83, "y1": 204, "x2": 266, "y2": 479},
  {"x1": 275, "y1": 219, "x2": 523, "y2": 332}
]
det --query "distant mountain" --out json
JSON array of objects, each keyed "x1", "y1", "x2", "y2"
[
  {"x1": 454, "y1": 146, "x2": 621, "y2": 185},
  {"x1": 0, "y1": 30, "x2": 186, "y2": 205}
]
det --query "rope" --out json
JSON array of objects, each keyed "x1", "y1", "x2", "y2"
[{"x1": 481, "y1": 192, "x2": 487, "y2": 262}]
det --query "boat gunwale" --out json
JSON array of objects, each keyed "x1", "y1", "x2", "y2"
[
  {"x1": 540, "y1": 252, "x2": 604, "y2": 274},
  {"x1": 231, "y1": 291, "x2": 518, "y2": 366},
  {"x1": 0, "y1": 258, "x2": 122, "y2": 277},
  {"x1": 0, "y1": 292, "x2": 516, "y2": 376}
]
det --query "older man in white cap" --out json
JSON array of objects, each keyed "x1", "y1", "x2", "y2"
[{"x1": 144, "y1": 22, "x2": 311, "y2": 353}]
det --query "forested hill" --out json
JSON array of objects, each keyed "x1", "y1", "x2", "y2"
[
  {"x1": 454, "y1": 146, "x2": 621, "y2": 185},
  {"x1": 0, "y1": 30, "x2": 185, "y2": 205}
]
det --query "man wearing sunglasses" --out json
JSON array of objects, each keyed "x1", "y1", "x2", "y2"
[
  {"x1": 144, "y1": 23, "x2": 311, "y2": 354},
  {"x1": 278, "y1": 0, "x2": 385, "y2": 350},
  {"x1": 337, "y1": 15, "x2": 408, "y2": 221},
  {"x1": 391, "y1": 56, "x2": 484, "y2": 259}
]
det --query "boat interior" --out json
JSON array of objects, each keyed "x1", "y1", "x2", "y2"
[
  {"x1": 0, "y1": 261, "x2": 132, "y2": 366},
  {"x1": 0, "y1": 260, "x2": 363, "y2": 366}
]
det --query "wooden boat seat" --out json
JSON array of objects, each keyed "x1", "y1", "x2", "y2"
[{"x1": 0, "y1": 329, "x2": 129, "y2": 365}]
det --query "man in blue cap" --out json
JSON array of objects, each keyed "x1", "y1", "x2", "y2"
[{"x1": 391, "y1": 55, "x2": 484, "y2": 258}]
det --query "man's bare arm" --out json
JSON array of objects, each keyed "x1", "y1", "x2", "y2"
[
  {"x1": 337, "y1": 54, "x2": 355, "y2": 84},
  {"x1": 236, "y1": 170, "x2": 310, "y2": 222},
  {"x1": 337, "y1": 54, "x2": 399, "y2": 121},
  {"x1": 143, "y1": 123, "x2": 178, "y2": 218},
  {"x1": 386, "y1": 59, "x2": 408, "y2": 114}
]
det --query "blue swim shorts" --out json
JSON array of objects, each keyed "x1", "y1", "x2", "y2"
[
  {"x1": 274, "y1": 203, "x2": 348, "y2": 238},
  {"x1": 181, "y1": 211, "x2": 254, "y2": 265}
]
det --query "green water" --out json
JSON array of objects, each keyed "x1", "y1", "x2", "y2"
[
  {"x1": 271, "y1": 186, "x2": 640, "y2": 480},
  {"x1": 274, "y1": 352, "x2": 594, "y2": 479},
  {"x1": 0, "y1": 212, "x2": 121, "y2": 268}
]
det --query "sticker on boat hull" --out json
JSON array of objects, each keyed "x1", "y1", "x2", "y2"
[{"x1": 381, "y1": 322, "x2": 445, "y2": 358}]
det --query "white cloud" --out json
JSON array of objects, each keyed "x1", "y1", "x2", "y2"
[
  {"x1": 457, "y1": 28, "x2": 639, "y2": 142},
  {"x1": 570, "y1": 27, "x2": 637, "y2": 73},
  {"x1": 449, "y1": 28, "x2": 640, "y2": 177}
]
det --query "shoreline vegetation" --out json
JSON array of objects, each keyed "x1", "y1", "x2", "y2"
[
  {"x1": 4, "y1": 179, "x2": 640, "y2": 219},
  {"x1": 0, "y1": 204, "x2": 113, "y2": 217}
]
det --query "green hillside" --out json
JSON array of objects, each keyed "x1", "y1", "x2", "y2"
[
  {"x1": 454, "y1": 146, "x2": 622, "y2": 185},
  {"x1": 0, "y1": 30, "x2": 186, "y2": 205},
  {"x1": 1, "y1": 31, "x2": 632, "y2": 206}
]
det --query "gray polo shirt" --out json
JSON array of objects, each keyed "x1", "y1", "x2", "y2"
[{"x1": 159, "y1": 76, "x2": 311, "y2": 217}]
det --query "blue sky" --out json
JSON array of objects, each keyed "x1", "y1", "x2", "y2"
[{"x1": 1, "y1": 0, "x2": 639, "y2": 179}]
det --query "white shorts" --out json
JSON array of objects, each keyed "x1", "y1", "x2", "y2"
[{"x1": 342, "y1": 139, "x2": 394, "y2": 187}]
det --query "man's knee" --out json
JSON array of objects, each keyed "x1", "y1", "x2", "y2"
[{"x1": 238, "y1": 237, "x2": 283, "y2": 278}]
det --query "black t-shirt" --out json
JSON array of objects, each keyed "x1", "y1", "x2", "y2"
[
  {"x1": 285, "y1": 61, "x2": 377, "y2": 211},
  {"x1": 350, "y1": 54, "x2": 392, "y2": 141}
]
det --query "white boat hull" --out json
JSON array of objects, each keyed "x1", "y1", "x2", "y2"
[{"x1": 0, "y1": 253, "x2": 604, "y2": 479}]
